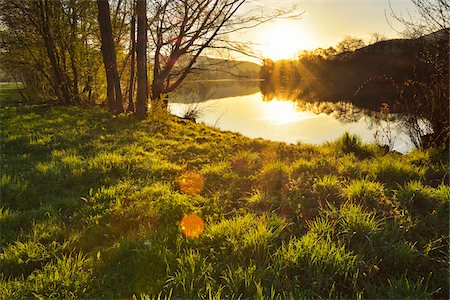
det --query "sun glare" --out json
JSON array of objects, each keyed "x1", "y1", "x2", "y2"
[
  {"x1": 180, "y1": 214, "x2": 205, "y2": 238},
  {"x1": 261, "y1": 100, "x2": 313, "y2": 125},
  {"x1": 259, "y1": 20, "x2": 315, "y2": 60}
]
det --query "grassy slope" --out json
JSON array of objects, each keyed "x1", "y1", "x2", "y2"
[{"x1": 0, "y1": 83, "x2": 448, "y2": 299}]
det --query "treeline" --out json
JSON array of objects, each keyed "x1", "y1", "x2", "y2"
[
  {"x1": 260, "y1": 39, "x2": 421, "y2": 109},
  {"x1": 0, "y1": 0, "x2": 297, "y2": 118},
  {"x1": 260, "y1": 30, "x2": 449, "y2": 148}
]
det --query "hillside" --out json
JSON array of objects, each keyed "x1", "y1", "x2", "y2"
[
  {"x1": 353, "y1": 29, "x2": 449, "y2": 57},
  {"x1": 261, "y1": 29, "x2": 449, "y2": 111},
  {"x1": 1, "y1": 83, "x2": 449, "y2": 299},
  {"x1": 166, "y1": 56, "x2": 261, "y2": 81},
  {"x1": 170, "y1": 56, "x2": 262, "y2": 102}
]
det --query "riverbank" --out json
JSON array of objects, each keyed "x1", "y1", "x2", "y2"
[{"x1": 1, "y1": 84, "x2": 448, "y2": 299}]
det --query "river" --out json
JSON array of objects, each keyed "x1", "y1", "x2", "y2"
[{"x1": 168, "y1": 80, "x2": 417, "y2": 153}]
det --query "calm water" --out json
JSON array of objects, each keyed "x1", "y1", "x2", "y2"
[{"x1": 169, "y1": 82, "x2": 416, "y2": 153}]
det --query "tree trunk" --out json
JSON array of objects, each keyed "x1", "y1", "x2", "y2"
[
  {"x1": 127, "y1": 3, "x2": 136, "y2": 113},
  {"x1": 135, "y1": 0, "x2": 148, "y2": 119},
  {"x1": 97, "y1": 0, "x2": 124, "y2": 113},
  {"x1": 151, "y1": 77, "x2": 164, "y2": 103},
  {"x1": 69, "y1": 1, "x2": 80, "y2": 104},
  {"x1": 38, "y1": 0, "x2": 72, "y2": 104}
]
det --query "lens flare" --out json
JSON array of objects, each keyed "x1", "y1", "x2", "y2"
[
  {"x1": 179, "y1": 214, "x2": 205, "y2": 238},
  {"x1": 178, "y1": 170, "x2": 204, "y2": 195}
]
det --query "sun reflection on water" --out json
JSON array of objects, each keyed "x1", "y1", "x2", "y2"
[{"x1": 260, "y1": 99, "x2": 315, "y2": 125}]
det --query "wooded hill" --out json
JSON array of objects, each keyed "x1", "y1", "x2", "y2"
[
  {"x1": 185, "y1": 56, "x2": 261, "y2": 80},
  {"x1": 260, "y1": 29, "x2": 449, "y2": 111}
]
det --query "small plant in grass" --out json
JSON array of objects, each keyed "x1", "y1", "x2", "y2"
[
  {"x1": 386, "y1": 241, "x2": 418, "y2": 271},
  {"x1": 281, "y1": 176, "x2": 317, "y2": 221},
  {"x1": 204, "y1": 214, "x2": 287, "y2": 266},
  {"x1": 334, "y1": 132, "x2": 368, "y2": 156},
  {"x1": 366, "y1": 156, "x2": 424, "y2": 185},
  {"x1": 342, "y1": 179, "x2": 390, "y2": 209},
  {"x1": 396, "y1": 180, "x2": 440, "y2": 214},
  {"x1": 274, "y1": 233, "x2": 358, "y2": 297},
  {"x1": 306, "y1": 216, "x2": 336, "y2": 238},
  {"x1": 367, "y1": 276, "x2": 433, "y2": 299},
  {"x1": 243, "y1": 190, "x2": 272, "y2": 211},
  {"x1": 148, "y1": 183, "x2": 196, "y2": 226},
  {"x1": 1, "y1": 253, "x2": 92, "y2": 299},
  {"x1": 313, "y1": 174, "x2": 344, "y2": 206},
  {"x1": 201, "y1": 162, "x2": 235, "y2": 194},
  {"x1": 231, "y1": 150, "x2": 262, "y2": 177},
  {"x1": 0, "y1": 175, "x2": 30, "y2": 209},
  {"x1": 149, "y1": 97, "x2": 172, "y2": 134},
  {"x1": 220, "y1": 265, "x2": 259, "y2": 298},
  {"x1": 257, "y1": 161, "x2": 290, "y2": 197},
  {"x1": 165, "y1": 249, "x2": 214, "y2": 298},
  {"x1": 180, "y1": 102, "x2": 207, "y2": 122},
  {"x1": 325, "y1": 202, "x2": 382, "y2": 254}
]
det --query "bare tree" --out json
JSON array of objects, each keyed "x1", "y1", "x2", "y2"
[
  {"x1": 389, "y1": 0, "x2": 449, "y2": 148},
  {"x1": 97, "y1": 0, "x2": 124, "y2": 113},
  {"x1": 148, "y1": 0, "x2": 301, "y2": 107},
  {"x1": 389, "y1": 0, "x2": 449, "y2": 36}
]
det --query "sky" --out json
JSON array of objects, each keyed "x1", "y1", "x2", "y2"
[{"x1": 234, "y1": 0, "x2": 417, "y2": 60}]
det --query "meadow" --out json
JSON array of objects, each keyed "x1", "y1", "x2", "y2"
[{"x1": 0, "y1": 83, "x2": 448, "y2": 299}]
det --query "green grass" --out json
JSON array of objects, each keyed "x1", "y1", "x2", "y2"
[{"x1": 0, "y1": 83, "x2": 448, "y2": 299}]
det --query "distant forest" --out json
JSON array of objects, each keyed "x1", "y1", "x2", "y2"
[{"x1": 259, "y1": 29, "x2": 449, "y2": 112}]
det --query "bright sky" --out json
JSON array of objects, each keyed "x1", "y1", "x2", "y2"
[{"x1": 235, "y1": 0, "x2": 417, "y2": 60}]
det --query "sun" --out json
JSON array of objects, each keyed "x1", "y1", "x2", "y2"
[{"x1": 258, "y1": 20, "x2": 315, "y2": 60}]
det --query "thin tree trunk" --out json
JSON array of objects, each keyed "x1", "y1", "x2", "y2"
[
  {"x1": 135, "y1": 0, "x2": 147, "y2": 119},
  {"x1": 127, "y1": 2, "x2": 136, "y2": 113},
  {"x1": 38, "y1": 0, "x2": 72, "y2": 104},
  {"x1": 97, "y1": 0, "x2": 124, "y2": 113},
  {"x1": 69, "y1": 1, "x2": 80, "y2": 104}
]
